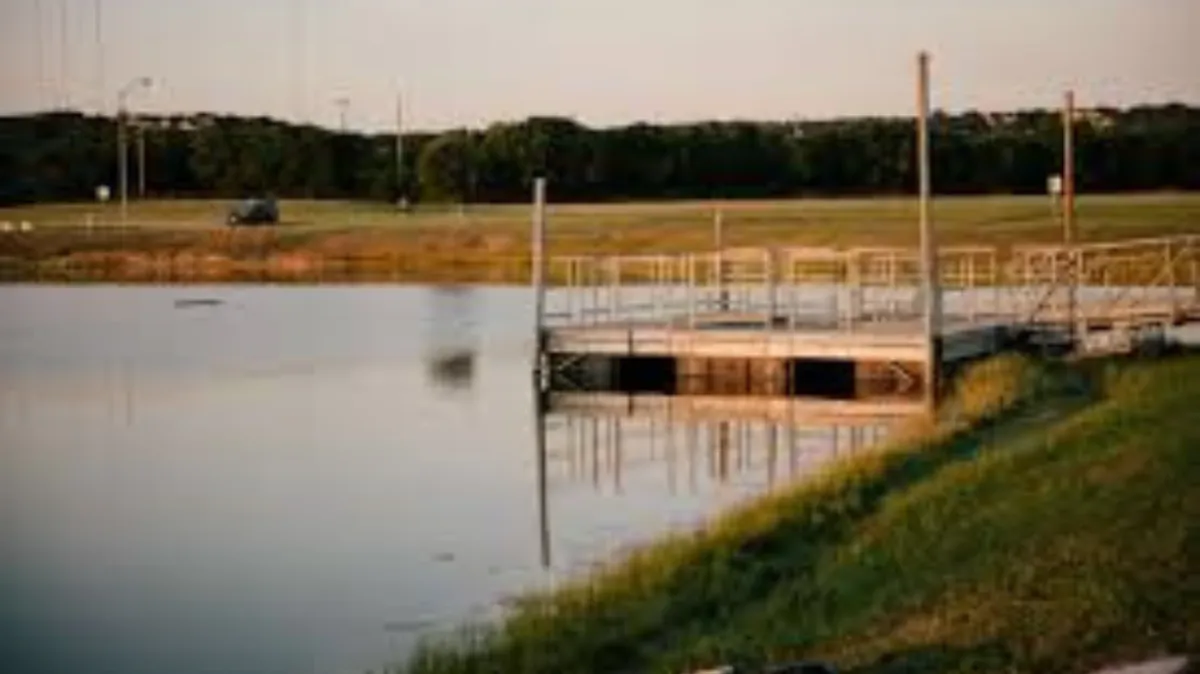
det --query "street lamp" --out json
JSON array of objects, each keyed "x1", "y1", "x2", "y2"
[
  {"x1": 116, "y1": 76, "x2": 152, "y2": 226},
  {"x1": 334, "y1": 96, "x2": 350, "y2": 132}
]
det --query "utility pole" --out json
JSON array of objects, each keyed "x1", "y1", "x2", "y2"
[
  {"x1": 94, "y1": 0, "x2": 104, "y2": 114},
  {"x1": 395, "y1": 90, "x2": 405, "y2": 205},
  {"x1": 334, "y1": 97, "x2": 349, "y2": 132},
  {"x1": 116, "y1": 77, "x2": 152, "y2": 226},
  {"x1": 137, "y1": 123, "x2": 146, "y2": 198},
  {"x1": 117, "y1": 106, "x2": 127, "y2": 222},
  {"x1": 34, "y1": 0, "x2": 46, "y2": 109},
  {"x1": 291, "y1": 0, "x2": 307, "y2": 123},
  {"x1": 917, "y1": 51, "x2": 942, "y2": 412},
  {"x1": 58, "y1": 0, "x2": 68, "y2": 109}
]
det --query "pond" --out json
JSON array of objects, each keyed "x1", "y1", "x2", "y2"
[{"x1": 0, "y1": 285, "x2": 896, "y2": 674}]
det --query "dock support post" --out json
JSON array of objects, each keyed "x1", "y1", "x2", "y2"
[
  {"x1": 532, "y1": 177, "x2": 548, "y2": 391},
  {"x1": 917, "y1": 51, "x2": 943, "y2": 412},
  {"x1": 1190, "y1": 236, "x2": 1199, "y2": 303},
  {"x1": 714, "y1": 209, "x2": 729, "y2": 313},
  {"x1": 1166, "y1": 239, "x2": 1178, "y2": 323},
  {"x1": 687, "y1": 254, "x2": 697, "y2": 329},
  {"x1": 766, "y1": 248, "x2": 778, "y2": 329}
]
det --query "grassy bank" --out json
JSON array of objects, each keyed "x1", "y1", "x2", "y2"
[
  {"x1": 1, "y1": 193, "x2": 1198, "y2": 283},
  {"x1": 400, "y1": 353, "x2": 1199, "y2": 674}
]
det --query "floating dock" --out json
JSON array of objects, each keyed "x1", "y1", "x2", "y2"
[{"x1": 533, "y1": 238, "x2": 1200, "y2": 403}]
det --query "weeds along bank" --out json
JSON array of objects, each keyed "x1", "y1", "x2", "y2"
[{"x1": 400, "y1": 353, "x2": 1200, "y2": 674}]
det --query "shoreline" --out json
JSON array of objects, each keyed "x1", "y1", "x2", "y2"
[{"x1": 401, "y1": 353, "x2": 1200, "y2": 674}]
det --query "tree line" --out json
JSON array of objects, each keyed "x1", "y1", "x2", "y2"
[{"x1": 1, "y1": 104, "x2": 1198, "y2": 206}]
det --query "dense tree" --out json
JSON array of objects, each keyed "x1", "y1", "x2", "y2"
[{"x1": 1, "y1": 104, "x2": 1197, "y2": 207}]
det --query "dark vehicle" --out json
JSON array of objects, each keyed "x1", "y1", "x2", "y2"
[{"x1": 227, "y1": 197, "x2": 279, "y2": 226}]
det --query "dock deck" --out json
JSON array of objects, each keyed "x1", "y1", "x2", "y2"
[{"x1": 535, "y1": 237, "x2": 1200, "y2": 398}]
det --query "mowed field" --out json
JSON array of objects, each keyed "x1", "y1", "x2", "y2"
[{"x1": 1, "y1": 193, "x2": 1197, "y2": 282}]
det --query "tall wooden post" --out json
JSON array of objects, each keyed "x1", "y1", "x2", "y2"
[
  {"x1": 1063, "y1": 90, "x2": 1078, "y2": 343},
  {"x1": 917, "y1": 51, "x2": 942, "y2": 411},
  {"x1": 532, "y1": 178, "x2": 548, "y2": 390}
]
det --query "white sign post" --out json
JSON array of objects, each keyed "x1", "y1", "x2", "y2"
[
  {"x1": 1047, "y1": 175, "x2": 1063, "y2": 197},
  {"x1": 1047, "y1": 174, "x2": 1063, "y2": 232},
  {"x1": 95, "y1": 185, "x2": 111, "y2": 230}
]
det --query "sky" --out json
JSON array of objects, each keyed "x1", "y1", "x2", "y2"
[{"x1": 0, "y1": 0, "x2": 1197, "y2": 132}]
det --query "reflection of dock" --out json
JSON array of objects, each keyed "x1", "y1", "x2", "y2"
[
  {"x1": 543, "y1": 414, "x2": 890, "y2": 493},
  {"x1": 546, "y1": 391, "x2": 922, "y2": 426},
  {"x1": 530, "y1": 390, "x2": 897, "y2": 563},
  {"x1": 532, "y1": 392, "x2": 899, "y2": 568}
]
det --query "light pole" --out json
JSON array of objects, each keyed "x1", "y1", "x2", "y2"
[
  {"x1": 334, "y1": 97, "x2": 349, "y2": 132},
  {"x1": 58, "y1": 0, "x2": 68, "y2": 109},
  {"x1": 137, "y1": 122, "x2": 147, "y2": 198},
  {"x1": 117, "y1": 76, "x2": 152, "y2": 226},
  {"x1": 94, "y1": 0, "x2": 105, "y2": 114}
]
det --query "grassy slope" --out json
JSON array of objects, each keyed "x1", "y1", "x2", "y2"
[{"x1": 402, "y1": 354, "x2": 1200, "y2": 674}]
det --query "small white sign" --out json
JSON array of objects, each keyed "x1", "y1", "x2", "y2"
[
  {"x1": 1047, "y1": 175, "x2": 1063, "y2": 196},
  {"x1": 96, "y1": 185, "x2": 111, "y2": 202}
]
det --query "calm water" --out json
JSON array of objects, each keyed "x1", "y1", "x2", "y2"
[{"x1": 0, "y1": 285, "x2": 889, "y2": 674}]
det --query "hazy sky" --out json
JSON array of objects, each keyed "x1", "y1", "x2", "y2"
[{"x1": 1, "y1": 0, "x2": 1197, "y2": 131}]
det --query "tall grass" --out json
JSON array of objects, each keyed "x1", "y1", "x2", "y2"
[{"x1": 396, "y1": 352, "x2": 1199, "y2": 674}]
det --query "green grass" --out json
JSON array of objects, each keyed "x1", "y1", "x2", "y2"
[
  {"x1": 3, "y1": 192, "x2": 1199, "y2": 241},
  {"x1": 398, "y1": 353, "x2": 1200, "y2": 674},
  {"x1": 2, "y1": 193, "x2": 1197, "y2": 282}
]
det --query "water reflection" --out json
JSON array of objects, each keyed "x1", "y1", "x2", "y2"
[
  {"x1": 532, "y1": 391, "x2": 908, "y2": 570},
  {"x1": 1, "y1": 285, "x2": 926, "y2": 674},
  {"x1": 424, "y1": 285, "x2": 479, "y2": 392}
]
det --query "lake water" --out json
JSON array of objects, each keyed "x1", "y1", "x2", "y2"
[{"x1": 0, "y1": 286, "x2": 891, "y2": 674}]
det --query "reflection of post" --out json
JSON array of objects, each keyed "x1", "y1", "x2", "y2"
[
  {"x1": 666, "y1": 421, "x2": 677, "y2": 496},
  {"x1": 687, "y1": 422, "x2": 699, "y2": 494},
  {"x1": 740, "y1": 422, "x2": 751, "y2": 471},
  {"x1": 123, "y1": 362, "x2": 133, "y2": 427},
  {"x1": 766, "y1": 425, "x2": 778, "y2": 488},
  {"x1": 788, "y1": 423, "x2": 798, "y2": 478},
  {"x1": 613, "y1": 418, "x2": 623, "y2": 494},
  {"x1": 717, "y1": 421, "x2": 730, "y2": 483},
  {"x1": 534, "y1": 392, "x2": 551, "y2": 569},
  {"x1": 591, "y1": 417, "x2": 600, "y2": 491},
  {"x1": 566, "y1": 416, "x2": 578, "y2": 480}
]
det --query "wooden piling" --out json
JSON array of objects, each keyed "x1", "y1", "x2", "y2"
[
  {"x1": 917, "y1": 51, "x2": 943, "y2": 412},
  {"x1": 532, "y1": 177, "x2": 548, "y2": 390}
]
